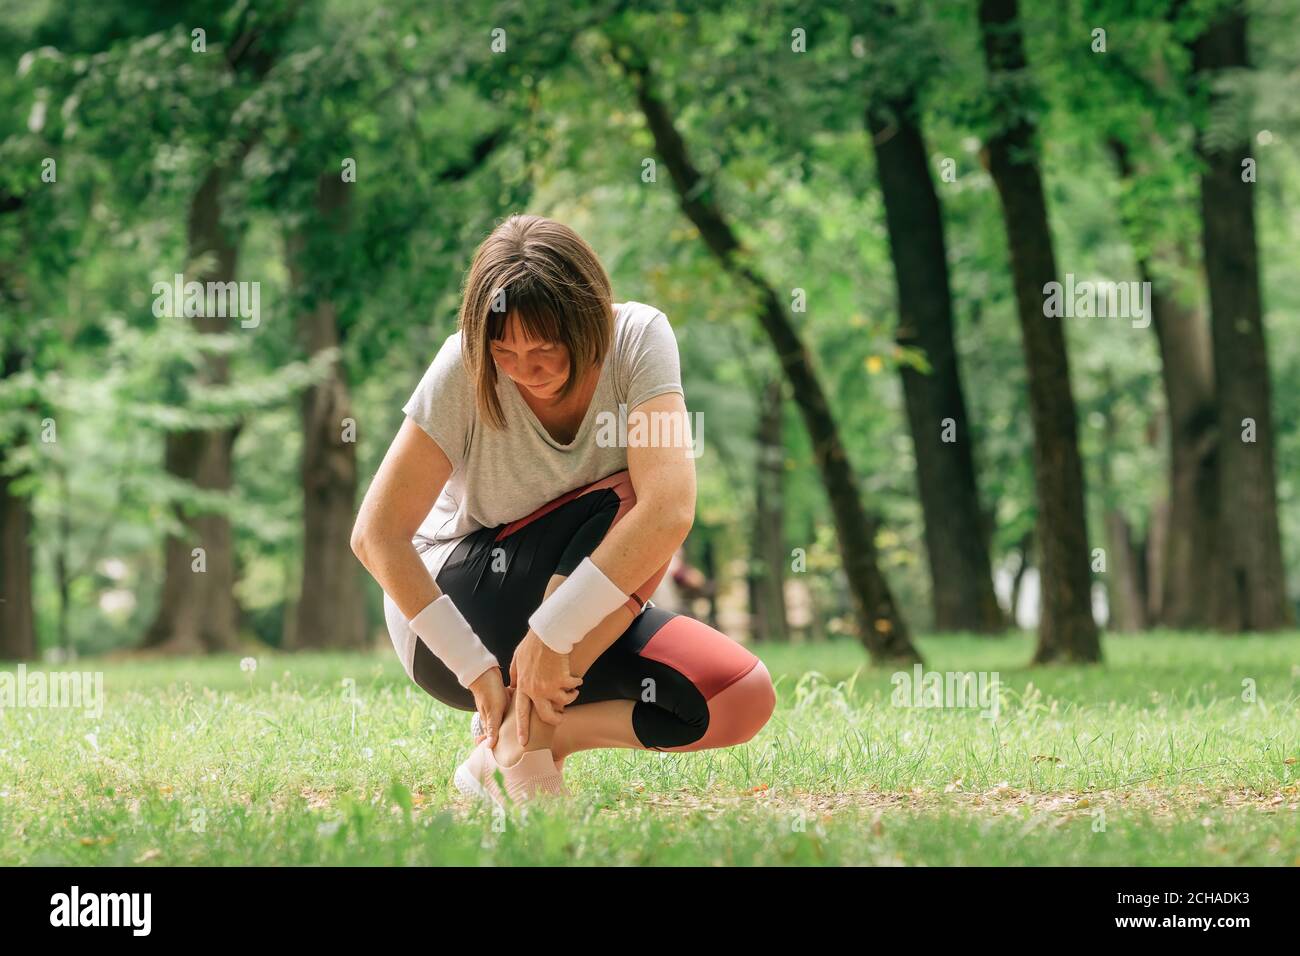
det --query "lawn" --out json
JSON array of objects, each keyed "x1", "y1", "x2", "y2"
[{"x1": 2, "y1": 632, "x2": 1298, "y2": 865}]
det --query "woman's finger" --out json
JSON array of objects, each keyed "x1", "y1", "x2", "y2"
[
  {"x1": 534, "y1": 698, "x2": 564, "y2": 726},
  {"x1": 516, "y1": 693, "x2": 532, "y2": 747},
  {"x1": 547, "y1": 687, "x2": 578, "y2": 709}
]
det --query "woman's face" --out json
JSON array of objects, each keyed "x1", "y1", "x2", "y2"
[{"x1": 490, "y1": 313, "x2": 571, "y2": 399}]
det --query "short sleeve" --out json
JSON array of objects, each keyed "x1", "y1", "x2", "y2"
[
  {"x1": 402, "y1": 332, "x2": 474, "y2": 470},
  {"x1": 623, "y1": 309, "x2": 685, "y2": 411}
]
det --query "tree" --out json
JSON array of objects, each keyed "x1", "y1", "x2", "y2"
[
  {"x1": 1188, "y1": 0, "x2": 1290, "y2": 630},
  {"x1": 868, "y1": 92, "x2": 1004, "y2": 634},
  {"x1": 977, "y1": 0, "x2": 1101, "y2": 662},
  {"x1": 1108, "y1": 140, "x2": 1219, "y2": 629},
  {"x1": 141, "y1": 14, "x2": 285, "y2": 652},
  {"x1": 609, "y1": 37, "x2": 921, "y2": 663},
  {"x1": 748, "y1": 375, "x2": 790, "y2": 642},
  {"x1": 0, "y1": 345, "x2": 36, "y2": 660}
]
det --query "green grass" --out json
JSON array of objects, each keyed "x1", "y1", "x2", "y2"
[{"x1": 2, "y1": 632, "x2": 1298, "y2": 865}]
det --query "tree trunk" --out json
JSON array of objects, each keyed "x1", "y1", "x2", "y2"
[
  {"x1": 1108, "y1": 140, "x2": 1220, "y2": 629},
  {"x1": 612, "y1": 42, "x2": 921, "y2": 663},
  {"x1": 1102, "y1": 509, "x2": 1146, "y2": 632},
  {"x1": 0, "y1": 435, "x2": 36, "y2": 661},
  {"x1": 1191, "y1": 4, "x2": 1290, "y2": 630},
  {"x1": 977, "y1": 0, "x2": 1101, "y2": 663},
  {"x1": 1145, "y1": 496, "x2": 1169, "y2": 623},
  {"x1": 747, "y1": 376, "x2": 789, "y2": 642},
  {"x1": 1009, "y1": 531, "x2": 1032, "y2": 627},
  {"x1": 142, "y1": 165, "x2": 242, "y2": 653},
  {"x1": 1097, "y1": 377, "x2": 1146, "y2": 632},
  {"x1": 868, "y1": 94, "x2": 1004, "y2": 634},
  {"x1": 700, "y1": 531, "x2": 720, "y2": 629},
  {"x1": 55, "y1": 465, "x2": 71, "y2": 655},
  {"x1": 286, "y1": 173, "x2": 366, "y2": 650},
  {"x1": 1, "y1": 239, "x2": 37, "y2": 659},
  {"x1": 1143, "y1": 266, "x2": 1220, "y2": 627}
]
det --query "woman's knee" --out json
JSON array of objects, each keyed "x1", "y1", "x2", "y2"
[{"x1": 711, "y1": 659, "x2": 776, "y2": 746}]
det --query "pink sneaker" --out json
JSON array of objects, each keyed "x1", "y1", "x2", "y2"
[
  {"x1": 470, "y1": 712, "x2": 565, "y2": 772},
  {"x1": 453, "y1": 740, "x2": 568, "y2": 807}
]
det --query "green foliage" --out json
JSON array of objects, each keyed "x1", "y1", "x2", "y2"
[{"x1": 3, "y1": 0, "x2": 1300, "y2": 652}]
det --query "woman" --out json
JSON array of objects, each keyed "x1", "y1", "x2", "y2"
[{"x1": 351, "y1": 214, "x2": 776, "y2": 807}]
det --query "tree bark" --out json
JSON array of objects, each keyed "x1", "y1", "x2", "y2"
[
  {"x1": 1108, "y1": 140, "x2": 1220, "y2": 629},
  {"x1": 747, "y1": 376, "x2": 789, "y2": 642},
  {"x1": 1, "y1": 203, "x2": 37, "y2": 659},
  {"x1": 1008, "y1": 531, "x2": 1032, "y2": 627},
  {"x1": 868, "y1": 95, "x2": 1004, "y2": 634},
  {"x1": 1102, "y1": 509, "x2": 1146, "y2": 632},
  {"x1": 1142, "y1": 265, "x2": 1220, "y2": 627},
  {"x1": 142, "y1": 165, "x2": 243, "y2": 653},
  {"x1": 1190, "y1": 4, "x2": 1290, "y2": 630},
  {"x1": 1097, "y1": 372, "x2": 1146, "y2": 632},
  {"x1": 0, "y1": 399, "x2": 36, "y2": 659},
  {"x1": 286, "y1": 173, "x2": 366, "y2": 650},
  {"x1": 977, "y1": 0, "x2": 1102, "y2": 663},
  {"x1": 611, "y1": 41, "x2": 921, "y2": 663}
]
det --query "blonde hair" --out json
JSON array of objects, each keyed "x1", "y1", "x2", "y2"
[{"x1": 458, "y1": 214, "x2": 614, "y2": 429}]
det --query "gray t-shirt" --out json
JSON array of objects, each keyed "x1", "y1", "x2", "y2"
[{"x1": 402, "y1": 300, "x2": 686, "y2": 581}]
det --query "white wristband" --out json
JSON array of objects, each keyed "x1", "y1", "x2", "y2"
[
  {"x1": 408, "y1": 594, "x2": 499, "y2": 689},
  {"x1": 528, "y1": 556, "x2": 628, "y2": 654}
]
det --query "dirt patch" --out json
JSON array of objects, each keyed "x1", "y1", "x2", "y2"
[
  {"x1": 600, "y1": 783, "x2": 1300, "y2": 820},
  {"x1": 230, "y1": 780, "x2": 1300, "y2": 822}
]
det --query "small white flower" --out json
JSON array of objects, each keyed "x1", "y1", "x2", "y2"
[
  {"x1": 240, "y1": 657, "x2": 257, "y2": 673},
  {"x1": 361, "y1": 747, "x2": 374, "y2": 760}
]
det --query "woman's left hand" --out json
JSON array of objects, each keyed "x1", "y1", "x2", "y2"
[{"x1": 509, "y1": 632, "x2": 583, "y2": 744}]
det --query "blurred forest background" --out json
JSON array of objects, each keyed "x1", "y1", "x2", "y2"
[{"x1": 2, "y1": 0, "x2": 1297, "y2": 667}]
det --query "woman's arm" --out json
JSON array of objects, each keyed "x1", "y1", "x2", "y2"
[
  {"x1": 508, "y1": 390, "x2": 695, "y2": 738},
  {"x1": 590, "y1": 390, "x2": 697, "y2": 592},
  {"x1": 353, "y1": 417, "x2": 508, "y2": 741},
  {"x1": 350, "y1": 416, "x2": 452, "y2": 618},
  {"x1": 564, "y1": 391, "x2": 696, "y2": 670},
  {"x1": 527, "y1": 390, "x2": 696, "y2": 665}
]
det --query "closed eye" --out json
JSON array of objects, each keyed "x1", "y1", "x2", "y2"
[{"x1": 492, "y1": 343, "x2": 555, "y2": 355}]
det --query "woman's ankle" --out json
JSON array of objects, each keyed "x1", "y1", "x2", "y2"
[{"x1": 491, "y1": 722, "x2": 554, "y2": 766}]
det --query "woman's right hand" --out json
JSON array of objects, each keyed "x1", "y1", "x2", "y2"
[{"x1": 468, "y1": 667, "x2": 513, "y2": 749}]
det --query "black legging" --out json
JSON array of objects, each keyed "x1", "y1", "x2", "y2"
[{"x1": 409, "y1": 470, "x2": 775, "y2": 751}]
